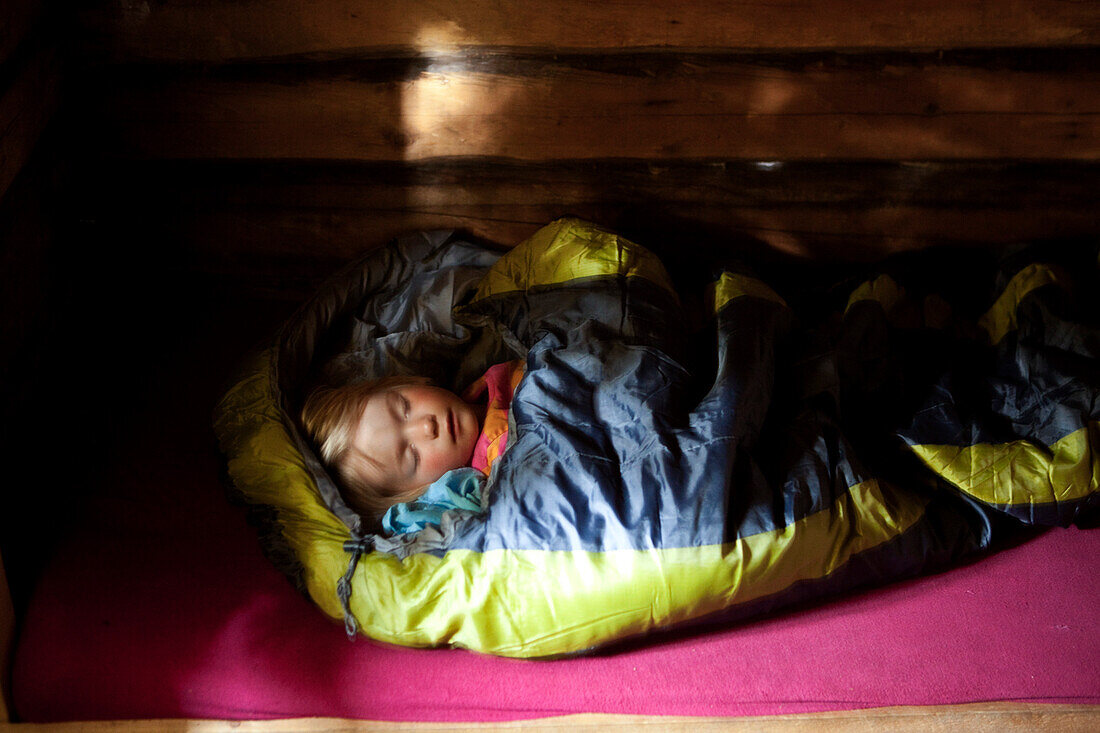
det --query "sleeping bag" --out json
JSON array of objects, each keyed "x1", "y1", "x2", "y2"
[{"x1": 214, "y1": 218, "x2": 1099, "y2": 657}]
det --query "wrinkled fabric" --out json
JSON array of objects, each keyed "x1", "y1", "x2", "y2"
[
  {"x1": 382, "y1": 468, "x2": 486, "y2": 535},
  {"x1": 467, "y1": 359, "x2": 525, "y2": 476},
  {"x1": 215, "y1": 218, "x2": 1099, "y2": 657}
]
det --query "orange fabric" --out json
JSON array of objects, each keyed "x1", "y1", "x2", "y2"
[{"x1": 463, "y1": 360, "x2": 525, "y2": 475}]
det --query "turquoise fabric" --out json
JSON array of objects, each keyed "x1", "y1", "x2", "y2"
[{"x1": 381, "y1": 467, "x2": 486, "y2": 535}]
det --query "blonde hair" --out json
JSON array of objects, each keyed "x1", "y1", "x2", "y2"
[{"x1": 300, "y1": 375, "x2": 429, "y2": 517}]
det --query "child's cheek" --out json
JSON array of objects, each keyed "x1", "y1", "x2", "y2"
[{"x1": 425, "y1": 448, "x2": 465, "y2": 477}]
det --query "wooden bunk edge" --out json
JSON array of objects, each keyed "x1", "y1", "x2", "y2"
[{"x1": 2, "y1": 705, "x2": 1098, "y2": 732}]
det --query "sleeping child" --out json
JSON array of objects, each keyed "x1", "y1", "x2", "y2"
[{"x1": 301, "y1": 359, "x2": 524, "y2": 535}]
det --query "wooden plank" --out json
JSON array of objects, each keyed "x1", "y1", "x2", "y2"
[
  {"x1": 3, "y1": 705, "x2": 1099, "y2": 732},
  {"x1": 0, "y1": 0, "x2": 41, "y2": 68},
  {"x1": 0, "y1": 44, "x2": 60, "y2": 202},
  {"x1": 146, "y1": 160, "x2": 1100, "y2": 208},
  {"x1": 93, "y1": 61, "x2": 1100, "y2": 162},
  {"x1": 75, "y1": 159, "x2": 1097, "y2": 292},
  {"x1": 79, "y1": 0, "x2": 1100, "y2": 63},
  {"x1": 177, "y1": 202, "x2": 1100, "y2": 266},
  {"x1": 95, "y1": 200, "x2": 1092, "y2": 300}
]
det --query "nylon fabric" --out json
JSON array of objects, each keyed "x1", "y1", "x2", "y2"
[
  {"x1": 907, "y1": 422, "x2": 1099, "y2": 525},
  {"x1": 978, "y1": 263, "x2": 1067, "y2": 344},
  {"x1": 845, "y1": 274, "x2": 904, "y2": 317},
  {"x1": 709, "y1": 271, "x2": 787, "y2": 312},
  {"x1": 471, "y1": 217, "x2": 675, "y2": 302},
  {"x1": 346, "y1": 478, "x2": 926, "y2": 656},
  {"x1": 214, "y1": 219, "x2": 1100, "y2": 657},
  {"x1": 215, "y1": 350, "x2": 354, "y2": 620}
]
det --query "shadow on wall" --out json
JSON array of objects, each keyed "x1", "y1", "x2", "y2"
[{"x1": 79, "y1": 6, "x2": 1100, "y2": 275}]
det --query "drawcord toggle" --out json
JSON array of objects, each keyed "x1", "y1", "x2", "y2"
[{"x1": 337, "y1": 536, "x2": 374, "y2": 640}]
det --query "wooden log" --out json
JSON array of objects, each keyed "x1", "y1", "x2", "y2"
[
  {"x1": 78, "y1": 0, "x2": 1100, "y2": 63},
  {"x1": 175, "y1": 202, "x2": 1100, "y2": 265},
  {"x1": 0, "y1": 43, "x2": 61, "y2": 202},
  {"x1": 136, "y1": 160, "x2": 1100, "y2": 208},
  {"x1": 77, "y1": 159, "x2": 1098, "y2": 290},
  {"x1": 90, "y1": 60, "x2": 1100, "y2": 162}
]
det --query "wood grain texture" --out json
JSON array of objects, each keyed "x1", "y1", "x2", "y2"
[
  {"x1": 2, "y1": 705, "x2": 1099, "y2": 732},
  {"x1": 94, "y1": 160, "x2": 1099, "y2": 267},
  {"x1": 176, "y1": 202, "x2": 1099, "y2": 272},
  {"x1": 79, "y1": 0, "x2": 1100, "y2": 63},
  {"x1": 106, "y1": 201, "x2": 1095, "y2": 304},
  {"x1": 91, "y1": 60, "x2": 1100, "y2": 162},
  {"x1": 152, "y1": 159, "x2": 1100, "y2": 208},
  {"x1": 0, "y1": 44, "x2": 61, "y2": 202}
]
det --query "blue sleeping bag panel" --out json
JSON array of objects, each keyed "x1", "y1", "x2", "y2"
[{"x1": 214, "y1": 218, "x2": 1099, "y2": 657}]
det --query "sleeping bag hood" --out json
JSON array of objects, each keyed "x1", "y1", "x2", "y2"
[{"x1": 214, "y1": 218, "x2": 1099, "y2": 657}]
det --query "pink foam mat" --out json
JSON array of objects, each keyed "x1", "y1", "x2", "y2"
[
  {"x1": 12, "y1": 297, "x2": 1100, "y2": 721},
  {"x1": 13, "y1": 452, "x2": 1100, "y2": 721}
]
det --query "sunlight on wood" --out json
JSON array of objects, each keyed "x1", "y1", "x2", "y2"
[
  {"x1": 413, "y1": 21, "x2": 472, "y2": 52},
  {"x1": 400, "y1": 63, "x2": 525, "y2": 160}
]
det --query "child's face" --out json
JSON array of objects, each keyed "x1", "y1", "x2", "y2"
[{"x1": 350, "y1": 384, "x2": 480, "y2": 499}]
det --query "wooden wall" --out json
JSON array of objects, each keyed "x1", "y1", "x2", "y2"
[{"x1": 70, "y1": 0, "x2": 1100, "y2": 293}]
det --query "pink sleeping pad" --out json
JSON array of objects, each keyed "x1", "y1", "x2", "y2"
[{"x1": 13, "y1": 439, "x2": 1100, "y2": 721}]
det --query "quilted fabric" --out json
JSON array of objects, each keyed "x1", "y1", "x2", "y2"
[{"x1": 214, "y1": 219, "x2": 1098, "y2": 657}]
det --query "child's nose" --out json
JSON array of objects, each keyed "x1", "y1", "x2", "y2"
[{"x1": 418, "y1": 414, "x2": 438, "y2": 440}]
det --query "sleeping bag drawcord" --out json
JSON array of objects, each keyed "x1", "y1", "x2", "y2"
[{"x1": 337, "y1": 536, "x2": 374, "y2": 640}]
